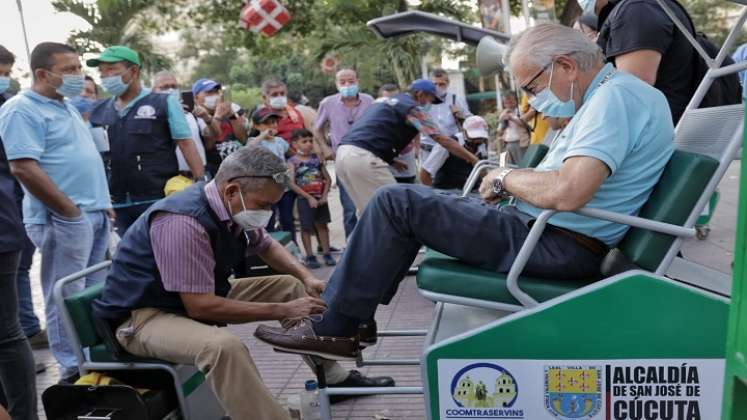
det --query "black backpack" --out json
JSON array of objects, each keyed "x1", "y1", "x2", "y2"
[{"x1": 670, "y1": 0, "x2": 742, "y2": 107}]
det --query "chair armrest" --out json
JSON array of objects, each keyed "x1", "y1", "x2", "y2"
[
  {"x1": 505, "y1": 209, "x2": 555, "y2": 307},
  {"x1": 462, "y1": 160, "x2": 500, "y2": 197},
  {"x1": 504, "y1": 205, "x2": 695, "y2": 308},
  {"x1": 573, "y1": 207, "x2": 695, "y2": 238}
]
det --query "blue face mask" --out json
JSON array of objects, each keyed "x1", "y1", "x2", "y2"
[
  {"x1": 48, "y1": 72, "x2": 85, "y2": 98},
  {"x1": 339, "y1": 84, "x2": 359, "y2": 98},
  {"x1": 528, "y1": 62, "x2": 576, "y2": 118},
  {"x1": 101, "y1": 72, "x2": 131, "y2": 97},
  {"x1": 578, "y1": 0, "x2": 597, "y2": 16},
  {"x1": 420, "y1": 103, "x2": 432, "y2": 112},
  {"x1": 70, "y1": 96, "x2": 95, "y2": 114},
  {"x1": 0, "y1": 76, "x2": 9, "y2": 94}
]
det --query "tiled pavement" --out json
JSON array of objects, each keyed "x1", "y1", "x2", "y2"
[{"x1": 28, "y1": 162, "x2": 740, "y2": 418}]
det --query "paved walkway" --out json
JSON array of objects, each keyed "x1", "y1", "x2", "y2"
[{"x1": 27, "y1": 162, "x2": 740, "y2": 419}]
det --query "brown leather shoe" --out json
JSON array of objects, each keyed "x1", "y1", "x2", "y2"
[{"x1": 254, "y1": 319, "x2": 359, "y2": 361}]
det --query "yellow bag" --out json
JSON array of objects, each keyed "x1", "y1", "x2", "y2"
[
  {"x1": 76, "y1": 372, "x2": 150, "y2": 394},
  {"x1": 164, "y1": 175, "x2": 193, "y2": 196}
]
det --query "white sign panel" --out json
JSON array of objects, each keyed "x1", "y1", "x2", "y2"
[{"x1": 437, "y1": 359, "x2": 724, "y2": 420}]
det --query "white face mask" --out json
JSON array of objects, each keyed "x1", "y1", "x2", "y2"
[
  {"x1": 269, "y1": 95, "x2": 287, "y2": 110},
  {"x1": 204, "y1": 94, "x2": 219, "y2": 110},
  {"x1": 230, "y1": 189, "x2": 273, "y2": 229}
]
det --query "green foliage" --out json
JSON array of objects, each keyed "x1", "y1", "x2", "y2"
[
  {"x1": 52, "y1": 0, "x2": 185, "y2": 76},
  {"x1": 180, "y1": 0, "x2": 477, "y2": 105},
  {"x1": 684, "y1": 0, "x2": 747, "y2": 52}
]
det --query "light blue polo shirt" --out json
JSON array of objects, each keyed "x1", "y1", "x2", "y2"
[
  {"x1": 516, "y1": 63, "x2": 674, "y2": 247},
  {"x1": 118, "y1": 87, "x2": 191, "y2": 140},
  {"x1": 0, "y1": 90, "x2": 112, "y2": 224}
]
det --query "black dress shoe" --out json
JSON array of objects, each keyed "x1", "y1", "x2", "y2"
[
  {"x1": 327, "y1": 370, "x2": 395, "y2": 403},
  {"x1": 358, "y1": 320, "x2": 377, "y2": 347}
]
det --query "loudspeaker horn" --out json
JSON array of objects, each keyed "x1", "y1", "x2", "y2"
[{"x1": 476, "y1": 36, "x2": 507, "y2": 76}]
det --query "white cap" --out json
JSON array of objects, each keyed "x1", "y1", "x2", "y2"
[{"x1": 463, "y1": 116, "x2": 489, "y2": 139}]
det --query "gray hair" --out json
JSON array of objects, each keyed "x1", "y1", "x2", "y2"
[
  {"x1": 505, "y1": 23, "x2": 604, "y2": 72},
  {"x1": 215, "y1": 146, "x2": 289, "y2": 191},
  {"x1": 430, "y1": 68, "x2": 449, "y2": 80},
  {"x1": 261, "y1": 79, "x2": 286, "y2": 95},
  {"x1": 153, "y1": 70, "x2": 176, "y2": 83},
  {"x1": 335, "y1": 68, "x2": 357, "y2": 80}
]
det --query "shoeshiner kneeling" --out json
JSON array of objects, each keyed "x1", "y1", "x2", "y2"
[
  {"x1": 253, "y1": 24, "x2": 674, "y2": 362},
  {"x1": 92, "y1": 146, "x2": 393, "y2": 420}
]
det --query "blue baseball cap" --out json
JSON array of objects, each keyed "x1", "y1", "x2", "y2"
[
  {"x1": 409, "y1": 79, "x2": 443, "y2": 104},
  {"x1": 191, "y1": 78, "x2": 222, "y2": 96}
]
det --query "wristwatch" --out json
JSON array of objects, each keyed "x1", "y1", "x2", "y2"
[{"x1": 491, "y1": 169, "x2": 513, "y2": 197}]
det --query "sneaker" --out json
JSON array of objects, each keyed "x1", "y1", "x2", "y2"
[
  {"x1": 322, "y1": 254, "x2": 336, "y2": 266},
  {"x1": 28, "y1": 330, "x2": 49, "y2": 350},
  {"x1": 304, "y1": 255, "x2": 321, "y2": 269}
]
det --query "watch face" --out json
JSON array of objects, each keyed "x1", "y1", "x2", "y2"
[{"x1": 492, "y1": 178, "x2": 503, "y2": 195}]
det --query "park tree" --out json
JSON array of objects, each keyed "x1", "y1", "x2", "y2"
[{"x1": 52, "y1": 0, "x2": 185, "y2": 76}]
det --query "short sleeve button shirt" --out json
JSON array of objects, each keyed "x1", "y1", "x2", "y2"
[
  {"x1": 516, "y1": 64, "x2": 675, "y2": 247},
  {"x1": 0, "y1": 90, "x2": 111, "y2": 224}
]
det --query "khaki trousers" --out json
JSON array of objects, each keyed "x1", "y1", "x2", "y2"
[
  {"x1": 116, "y1": 276, "x2": 305, "y2": 420},
  {"x1": 335, "y1": 144, "x2": 396, "y2": 216}
]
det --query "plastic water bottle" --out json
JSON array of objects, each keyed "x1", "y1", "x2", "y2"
[{"x1": 300, "y1": 380, "x2": 321, "y2": 420}]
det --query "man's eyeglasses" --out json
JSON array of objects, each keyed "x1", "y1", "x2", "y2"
[
  {"x1": 520, "y1": 62, "x2": 551, "y2": 97},
  {"x1": 229, "y1": 171, "x2": 290, "y2": 186}
]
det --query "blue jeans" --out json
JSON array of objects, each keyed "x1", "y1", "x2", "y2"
[
  {"x1": 26, "y1": 210, "x2": 110, "y2": 378},
  {"x1": 337, "y1": 176, "x2": 358, "y2": 239},
  {"x1": 0, "y1": 250, "x2": 38, "y2": 420},
  {"x1": 322, "y1": 185, "x2": 603, "y2": 321},
  {"x1": 16, "y1": 234, "x2": 40, "y2": 338}
]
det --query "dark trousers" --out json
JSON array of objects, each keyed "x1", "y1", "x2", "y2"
[
  {"x1": 321, "y1": 184, "x2": 602, "y2": 321},
  {"x1": 337, "y1": 176, "x2": 358, "y2": 239},
  {"x1": 114, "y1": 203, "x2": 153, "y2": 236},
  {"x1": 17, "y1": 233, "x2": 40, "y2": 338},
  {"x1": 0, "y1": 250, "x2": 38, "y2": 420},
  {"x1": 268, "y1": 190, "x2": 296, "y2": 243}
]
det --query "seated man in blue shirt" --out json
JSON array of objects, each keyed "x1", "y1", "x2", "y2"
[
  {"x1": 254, "y1": 24, "x2": 675, "y2": 360},
  {"x1": 87, "y1": 46, "x2": 206, "y2": 235}
]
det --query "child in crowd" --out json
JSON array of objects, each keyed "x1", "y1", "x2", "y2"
[
  {"x1": 288, "y1": 129, "x2": 336, "y2": 268},
  {"x1": 249, "y1": 108, "x2": 290, "y2": 160},
  {"x1": 249, "y1": 108, "x2": 295, "y2": 236}
]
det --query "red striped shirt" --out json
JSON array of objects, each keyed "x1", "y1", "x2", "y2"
[{"x1": 149, "y1": 181, "x2": 272, "y2": 293}]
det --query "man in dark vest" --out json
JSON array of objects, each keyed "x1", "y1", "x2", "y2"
[
  {"x1": 88, "y1": 46, "x2": 206, "y2": 235},
  {"x1": 92, "y1": 146, "x2": 393, "y2": 420},
  {"x1": 334, "y1": 78, "x2": 479, "y2": 215}
]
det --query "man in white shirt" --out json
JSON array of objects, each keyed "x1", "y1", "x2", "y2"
[
  {"x1": 420, "y1": 68, "x2": 473, "y2": 166},
  {"x1": 153, "y1": 71, "x2": 208, "y2": 175}
]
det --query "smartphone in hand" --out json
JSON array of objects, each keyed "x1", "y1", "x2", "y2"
[{"x1": 180, "y1": 91, "x2": 194, "y2": 112}]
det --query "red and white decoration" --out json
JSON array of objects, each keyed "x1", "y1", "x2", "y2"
[
  {"x1": 320, "y1": 53, "x2": 340, "y2": 75},
  {"x1": 239, "y1": 0, "x2": 291, "y2": 37}
]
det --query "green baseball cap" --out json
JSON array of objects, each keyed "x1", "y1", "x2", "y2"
[{"x1": 86, "y1": 45, "x2": 141, "y2": 67}]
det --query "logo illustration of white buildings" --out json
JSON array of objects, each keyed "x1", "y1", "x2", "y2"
[{"x1": 453, "y1": 372, "x2": 517, "y2": 408}]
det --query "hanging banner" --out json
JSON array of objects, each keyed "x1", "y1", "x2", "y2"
[{"x1": 437, "y1": 358, "x2": 725, "y2": 420}]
